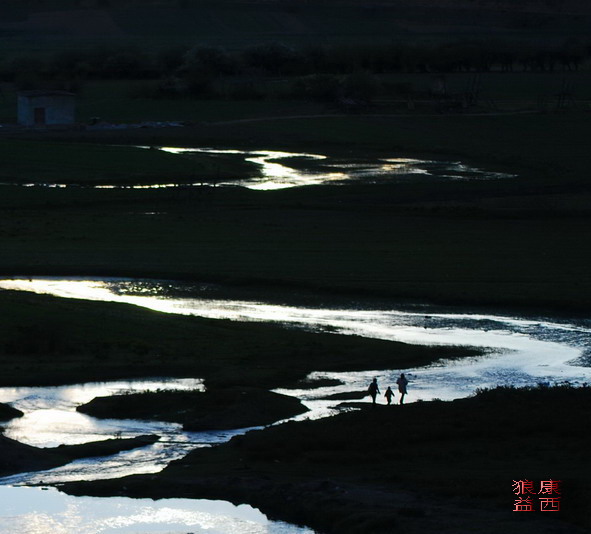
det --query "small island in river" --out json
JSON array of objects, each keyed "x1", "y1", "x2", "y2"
[
  {"x1": 0, "y1": 434, "x2": 159, "y2": 477},
  {"x1": 63, "y1": 385, "x2": 591, "y2": 534},
  {"x1": 77, "y1": 387, "x2": 309, "y2": 431}
]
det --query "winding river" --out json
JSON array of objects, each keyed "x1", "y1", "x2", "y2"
[
  {"x1": 0, "y1": 278, "x2": 589, "y2": 460},
  {"x1": 0, "y1": 276, "x2": 588, "y2": 532},
  {"x1": 14, "y1": 146, "x2": 514, "y2": 190},
  {"x1": 0, "y1": 147, "x2": 579, "y2": 532}
]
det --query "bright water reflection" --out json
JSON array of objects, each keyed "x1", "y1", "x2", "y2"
[
  {"x1": 0, "y1": 486, "x2": 312, "y2": 534},
  {"x1": 0, "y1": 379, "x2": 204, "y2": 447},
  {"x1": 0, "y1": 277, "x2": 589, "y2": 406},
  {"x1": 11, "y1": 146, "x2": 514, "y2": 190},
  {"x1": 155, "y1": 147, "x2": 514, "y2": 190},
  {"x1": 0, "y1": 376, "x2": 256, "y2": 486},
  {"x1": 0, "y1": 277, "x2": 589, "y2": 531}
]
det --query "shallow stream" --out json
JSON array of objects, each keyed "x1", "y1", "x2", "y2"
[
  {"x1": 0, "y1": 277, "x2": 589, "y2": 532},
  {"x1": 13, "y1": 146, "x2": 514, "y2": 190}
]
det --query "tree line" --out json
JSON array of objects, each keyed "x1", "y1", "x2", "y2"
[{"x1": 5, "y1": 38, "x2": 588, "y2": 101}]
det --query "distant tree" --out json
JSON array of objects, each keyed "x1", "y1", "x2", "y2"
[
  {"x1": 227, "y1": 79, "x2": 266, "y2": 100},
  {"x1": 560, "y1": 37, "x2": 584, "y2": 71},
  {"x1": 102, "y1": 47, "x2": 154, "y2": 79},
  {"x1": 183, "y1": 47, "x2": 237, "y2": 77},
  {"x1": 342, "y1": 71, "x2": 380, "y2": 102},
  {"x1": 294, "y1": 74, "x2": 341, "y2": 102},
  {"x1": 300, "y1": 44, "x2": 328, "y2": 73},
  {"x1": 157, "y1": 45, "x2": 190, "y2": 75},
  {"x1": 243, "y1": 43, "x2": 304, "y2": 76},
  {"x1": 155, "y1": 76, "x2": 186, "y2": 98},
  {"x1": 11, "y1": 57, "x2": 46, "y2": 89}
]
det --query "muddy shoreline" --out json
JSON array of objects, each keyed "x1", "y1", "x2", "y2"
[
  {"x1": 60, "y1": 386, "x2": 591, "y2": 534},
  {"x1": 0, "y1": 434, "x2": 159, "y2": 478},
  {"x1": 2, "y1": 271, "x2": 589, "y2": 320},
  {"x1": 77, "y1": 387, "x2": 309, "y2": 431}
]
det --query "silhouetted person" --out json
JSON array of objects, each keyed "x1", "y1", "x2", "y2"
[
  {"x1": 396, "y1": 373, "x2": 409, "y2": 405},
  {"x1": 384, "y1": 386, "x2": 394, "y2": 405},
  {"x1": 367, "y1": 378, "x2": 380, "y2": 405}
]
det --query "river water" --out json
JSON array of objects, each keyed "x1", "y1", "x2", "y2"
[
  {"x1": 0, "y1": 486, "x2": 310, "y2": 534},
  {"x1": 0, "y1": 274, "x2": 588, "y2": 532},
  {"x1": 0, "y1": 278, "x2": 590, "y2": 445},
  {"x1": 13, "y1": 146, "x2": 514, "y2": 190},
  {"x1": 0, "y1": 148, "x2": 538, "y2": 532}
]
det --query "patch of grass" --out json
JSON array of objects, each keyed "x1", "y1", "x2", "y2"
[
  {"x1": 0, "y1": 402, "x2": 23, "y2": 421},
  {"x1": 61, "y1": 385, "x2": 591, "y2": 533},
  {"x1": 0, "y1": 139, "x2": 256, "y2": 184},
  {"x1": 0, "y1": 289, "x2": 474, "y2": 388},
  {"x1": 77, "y1": 388, "x2": 308, "y2": 431},
  {"x1": 0, "y1": 181, "x2": 587, "y2": 311},
  {"x1": 0, "y1": 433, "x2": 159, "y2": 477},
  {"x1": 1, "y1": 86, "x2": 590, "y2": 312},
  {"x1": 179, "y1": 384, "x2": 591, "y2": 529}
]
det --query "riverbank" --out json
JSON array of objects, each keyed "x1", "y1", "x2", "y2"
[
  {"x1": 0, "y1": 289, "x2": 478, "y2": 388},
  {"x1": 0, "y1": 434, "x2": 159, "y2": 477},
  {"x1": 61, "y1": 386, "x2": 591, "y2": 534},
  {"x1": 0, "y1": 402, "x2": 23, "y2": 421},
  {"x1": 0, "y1": 110, "x2": 590, "y2": 314},
  {"x1": 77, "y1": 388, "x2": 309, "y2": 431}
]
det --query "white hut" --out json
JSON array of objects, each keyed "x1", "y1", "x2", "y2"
[{"x1": 17, "y1": 90, "x2": 76, "y2": 127}]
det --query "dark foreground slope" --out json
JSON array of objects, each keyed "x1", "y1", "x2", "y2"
[
  {"x1": 0, "y1": 434, "x2": 159, "y2": 477},
  {"x1": 0, "y1": 402, "x2": 23, "y2": 421},
  {"x1": 63, "y1": 386, "x2": 591, "y2": 534}
]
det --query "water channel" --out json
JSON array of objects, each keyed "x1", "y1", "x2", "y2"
[
  {"x1": 13, "y1": 146, "x2": 514, "y2": 190},
  {"x1": 0, "y1": 147, "x2": 578, "y2": 532},
  {"x1": 0, "y1": 278, "x2": 589, "y2": 530},
  {"x1": 0, "y1": 485, "x2": 311, "y2": 534}
]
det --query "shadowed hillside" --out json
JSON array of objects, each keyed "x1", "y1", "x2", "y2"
[{"x1": 0, "y1": 0, "x2": 589, "y2": 55}]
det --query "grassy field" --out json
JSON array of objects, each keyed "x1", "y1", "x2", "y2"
[
  {"x1": 63, "y1": 385, "x2": 591, "y2": 534},
  {"x1": 77, "y1": 388, "x2": 309, "y2": 430},
  {"x1": 0, "y1": 139, "x2": 258, "y2": 184},
  {"x1": 3, "y1": 70, "x2": 591, "y2": 124},
  {"x1": 0, "y1": 3, "x2": 587, "y2": 533},
  {"x1": 0, "y1": 187, "x2": 587, "y2": 311},
  {"x1": 0, "y1": 289, "x2": 474, "y2": 388},
  {"x1": 0, "y1": 106, "x2": 588, "y2": 312}
]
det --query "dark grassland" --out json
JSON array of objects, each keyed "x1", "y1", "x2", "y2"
[
  {"x1": 0, "y1": 139, "x2": 256, "y2": 184},
  {"x1": 0, "y1": 2, "x2": 589, "y2": 532},
  {"x1": 64, "y1": 386, "x2": 591, "y2": 534},
  {"x1": 1, "y1": 108, "x2": 590, "y2": 313},
  {"x1": 76, "y1": 388, "x2": 309, "y2": 430},
  {"x1": 0, "y1": 433, "x2": 159, "y2": 477},
  {"x1": 0, "y1": 290, "x2": 475, "y2": 388},
  {"x1": 1, "y1": 105, "x2": 588, "y2": 531}
]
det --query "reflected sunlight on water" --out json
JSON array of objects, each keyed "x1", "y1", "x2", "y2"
[
  {"x1": 2, "y1": 147, "x2": 515, "y2": 190},
  {"x1": 0, "y1": 487, "x2": 312, "y2": 534},
  {"x1": 0, "y1": 277, "x2": 589, "y2": 406},
  {"x1": 0, "y1": 277, "x2": 588, "y2": 531}
]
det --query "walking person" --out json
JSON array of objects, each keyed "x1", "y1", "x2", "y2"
[
  {"x1": 367, "y1": 377, "x2": 380, "y2": 405},
  {"x1": 396, "y1": 373, "x2": 409, "y2": 405},
  {"x1": 384, "y1": 386, "x2": 394, "y2": 405}
]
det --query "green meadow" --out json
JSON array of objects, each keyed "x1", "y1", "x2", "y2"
[
  {"x1": 0, "y1": 2, "x2": 589, "y2": 532},
  {"x1": 0, "y1": 105, "x2": 589, "y2": 312}
]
